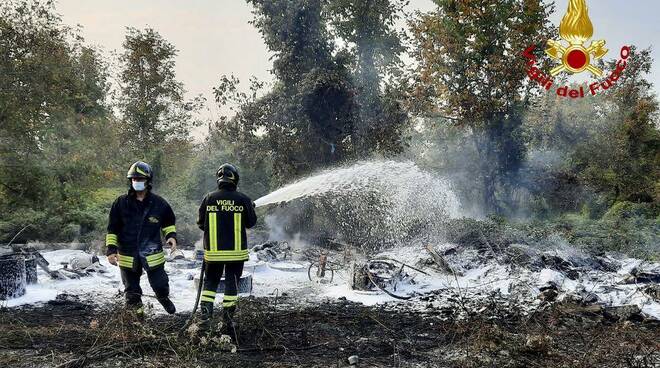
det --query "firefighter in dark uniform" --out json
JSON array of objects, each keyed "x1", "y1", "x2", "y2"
[
  {"x1": 197, "y1": 163, "x2": 257, "y2": 336},
  {"x1": 106, "y1": 161, "x2": 177, "y2": 314}
]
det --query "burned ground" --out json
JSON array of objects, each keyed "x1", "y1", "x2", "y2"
[{"x1": 0, "y1": 294, "x2": 658, "y2": 368}]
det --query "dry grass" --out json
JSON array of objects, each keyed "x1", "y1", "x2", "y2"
[{"x1": 0, "y1": 294, "x2": 658, "y2": 368}]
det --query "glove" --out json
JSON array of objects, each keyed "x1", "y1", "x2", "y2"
[
  {"x1": 166, "y1": 237, "x2": 177, "y2": 253},
  {"x1": 107, "y1": 254, "x2": 118, "y2": 266}
]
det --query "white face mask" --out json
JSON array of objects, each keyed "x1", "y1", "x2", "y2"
[{"x1": 132, "y1": 180, "x2": 146, "y2": 192}]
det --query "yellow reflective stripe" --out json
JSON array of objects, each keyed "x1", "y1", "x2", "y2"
[
  {"x1": 136, "y1": 166, "x2": 147, "y2": 176},
  {"x1": 204, "y1": 256, "x2": 249, "y2": 262},
  {"x1": 118, "y1": 254, "x2": 134, "y2": 268},
  {"x1": 148, "y1": 258, "x2": 165, "y2": 267},
  {"x1": 223, "y1": 295, "x2": 238, "y2": 301},
  {"x1": 234, "y1": 213, "x2": 242, "y2": 251},
  {"x1": 146, "y1": 252, "x2": 166, "y2": 267},
  {"x1": 223, "y1": 300, "x2": 238, "y2": 307},
  {"x1": 204, "y1": 249, "x2": 249, "y2": 262},
  {"x1": 204, "y1": 250, "x2": 249, "y2": 257},
  {"x1": 146, "y1": 252, "x2": 165, "y2": 261},
  {"x1": 161, "y1": 225, "x2": 176, "y2": 237},
  {"x1": 205, "y1": 256, "x2": 249, "y2": 262},
  {"x1": 105, "y1": 234, "x2": 118, "y2": 246},
  {"x1": 209, "y1": 212, "x2": 217, "y2": 252},
  {"x1": 202, "y1": 290, "x2": 217, "y2": 298},
  {"x1": 201, "y1": 296, "x2": 215, "y2": 303}
]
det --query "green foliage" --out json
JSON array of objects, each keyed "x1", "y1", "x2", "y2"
[
  {"x1": 445, "y1": 215, "x2": 659, "y2": 260},
  {"x1": 118, "y1": 28, "x2": 200, "y2": 148},
  {"x1": 521, "y1": 48, "x2": 659, "y2": 216},
  {"x1": 410, "y1": 0, "x2": 554, "y2": 215},
  {"x1": 328, "y1": 0, "x2": 409, "y2": 155},
  {"x1": 571, "y1": 48, "x2": 659, "y2": 204},
  {"x1": 225, "y1": 0, "x2": 410, "y2": 184},
  {"x1": 0, "y1": 0, "x2": 120, "y2": 243},
  {"x1": 117, "y1": 27, "x2": 203, "y2": 189},
  {"x1": 602, "y1": 201, "x2": 658, "y2": 221}
]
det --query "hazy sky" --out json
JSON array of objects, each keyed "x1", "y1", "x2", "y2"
[{"x1": 56, "y1": 0, "x2": 659, "y2": 131}]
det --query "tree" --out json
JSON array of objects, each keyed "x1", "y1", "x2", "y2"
[
  {"x1": 117, "y1": 27, "x2": 202, "y2": 186},
  {"x1": 328, "y1": 0, "x2": 409, "y2": 155},
  {"x1": 571, "y1": 48, "x2": 659, "y2": 204},
  {"x1": 230, "y1": 0, "x2": 357, "y2": 181},
  {"x1": 0, "y1": 0, "x2": 118, "y2": 242},
  {"x1": 410, "y1": 0, "x2": 553, "y2": 214},
  {"x1": 232, "y1": 0, "x2": 413, "y2": 183}
]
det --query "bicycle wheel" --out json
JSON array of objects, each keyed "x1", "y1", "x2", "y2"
[{"x1": 308, "y1": 261, "x2": 334, "y2": 283}]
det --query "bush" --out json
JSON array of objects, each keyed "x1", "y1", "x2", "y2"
[
  {"x1": 601, "y1": 201, "x2": 658, "y2": 221},
  {"x1": 442, "y1": 215, "x2": 659, "y2": 261}
]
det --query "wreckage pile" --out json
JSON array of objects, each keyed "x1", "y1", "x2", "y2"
[{"x1": 367, "y1": 238, "x2": 660, "y2": 322}]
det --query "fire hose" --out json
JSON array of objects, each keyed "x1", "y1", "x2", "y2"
[{"x1": 179, "y1": 260, "x2": 206, "y2": 334}]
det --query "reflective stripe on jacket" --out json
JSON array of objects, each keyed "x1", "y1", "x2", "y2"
[{"x1": 197, "y1": 187, "x2": 257, "y2": 262}]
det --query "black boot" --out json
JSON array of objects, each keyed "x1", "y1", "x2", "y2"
[
  {"x1": 221, "y1": 306, "x2": 237, "y2": 342},
  {"x1": 124, "y1": 301, "x2": 145, "y2": 322},
  {"x1": 199, "y1": 301, "x2": 214, "y2": 334},
  {"x1": 157, "y1": 297, "x2": 176, "y2": 314}
]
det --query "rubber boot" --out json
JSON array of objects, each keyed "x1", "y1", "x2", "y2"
[
  {"x1": 157, "y1": 297, "x2": 176, "y2": 314},
  {"x1": 199, "y1": 301, "x2": 214, "y2": 335},
  {"x1": 221, "y1": 306, "x2": 237, "y2": 342},
  {"x1": 124, "y1": 302, "x2": 145, "y2": 323}
]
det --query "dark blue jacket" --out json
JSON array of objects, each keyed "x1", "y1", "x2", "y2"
[{"x1": 106, "y1": 191, "x2": 176, "y2": 270}]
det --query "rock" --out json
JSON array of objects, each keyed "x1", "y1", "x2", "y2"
[
  {"x1": 539, "y1": 288, "x2": 558, "y2": 302},
  {"x1": 69, "y1": 253, "x2": 99, "y2": 270},
  {"x1": 627, "y1": 267, "x2": 660, "y2": 284},
  {"x1": 253, "y1": 241, "x2": 292, "y2": 262},
  {"x1": 525, "y1": 335, "x2": 553, "y2": 353},
  {"x1": 348, "y1": 355, "x2": 359, "y2": 365},
  {"x1": 541, "y1": 254, "x2": 580, "y2": 280},
  {"x1": 538, "y1": 280, "x2": 559, "y2": 302},
  {"x1": 168, "y1": 249, "x2": 186, "y2": 260},
  {"x1": 641, "y1": 284, "x2": 660, "y2": 301},
  {"x1": 603, "y1": 305, "x2": 644, "y2": 322},
  {"x1": 595, "y1": 257, "x2": 620, "y2": 272}
]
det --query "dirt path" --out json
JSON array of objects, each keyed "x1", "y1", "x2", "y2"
[{"x1": 1, "y1": 295, "x2": 658, "y2": 367}]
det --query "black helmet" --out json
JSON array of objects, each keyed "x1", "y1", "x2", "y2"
[
  {"x1": 216, "y1": 163, "x2": 239, "y2": 186},
  {"x1": 127, "y1": 161, "x2": 153, "y2": 180}
]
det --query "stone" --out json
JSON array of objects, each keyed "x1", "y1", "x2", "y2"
[
  {"x1": 525, "y1": 335, "x2": 553, "y2": 353},
  {"x1": 603, "y1": 305, "x2": 643, "y2": 322},
  {"x1": 642, "y1": 284, "x2": 660, "y2": 301}
]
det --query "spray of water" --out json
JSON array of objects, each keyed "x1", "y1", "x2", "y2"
[{"x1": 255, "y1": 160, "x2": 462, "y2": 252}]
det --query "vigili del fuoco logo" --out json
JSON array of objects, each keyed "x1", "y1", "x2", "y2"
[{"x1": 522, "y1": 0, "x2": 630, "y2": 99}]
